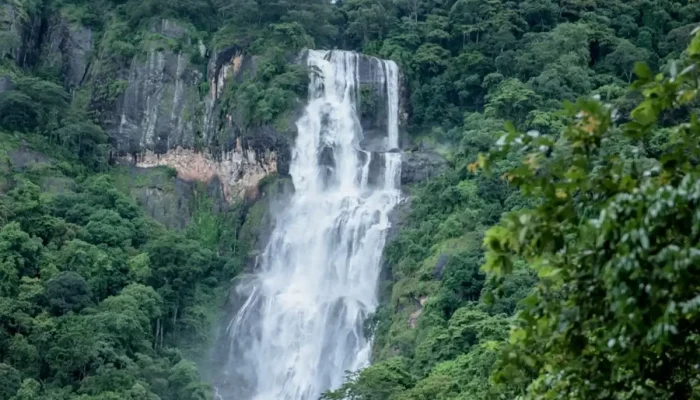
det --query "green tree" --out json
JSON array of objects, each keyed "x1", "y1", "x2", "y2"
[
  {"x1": 483, "y1": 31, "x2": 700, "y2": 399},
  {"x1": 11, "y1": 378, "x2": 42, "y2": 400},
  {"x1": 0, "y1": 363, "x2": 22, "y2": 399},
  {"x1": 484, "y1": 78, "x2": 540, "y2": 124},
  {"x1": 57, "y1": 239, "x2": 127, "y2": 300},
  {"x1": 0, "y1": 223, "x2": 42, "y2": 297},
  {"x1": 322, "y1": 358, "x2": 415, "y2": 400},
  {"x1": 344, "y1": 0, "x2": 396, "y2": 46},
  {"x1": 45, "y1": 272, "x2": 94, "y2": 316},
  {"x1": 604, "y1": 39, "x2": 652, "y2": 82}
]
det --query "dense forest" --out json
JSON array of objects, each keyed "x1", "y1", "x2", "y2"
[{"x1": 1, "y1": 0, "x2": 699, "y2": 399}]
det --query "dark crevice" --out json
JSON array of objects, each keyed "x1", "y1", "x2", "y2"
[{"x1": 589, "y1": 40, "x2": 601, "y2": 68}]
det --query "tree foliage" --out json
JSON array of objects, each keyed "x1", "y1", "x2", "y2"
[
  {"x1": 481, "y1": 31, "x2": 700, "y2": 399},
  {"x1": 0, "y1": 174, "x2": 242, "y2": 400},
  {"x1": 324, "y1": 1, "x2": 700, "y2": 400}
]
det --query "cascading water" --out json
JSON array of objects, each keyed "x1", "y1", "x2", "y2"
[{"x1": 217, "y1": 50, "x2": 401, "y2": 400}]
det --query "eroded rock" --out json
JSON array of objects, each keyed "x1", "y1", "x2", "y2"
[
  {"x1": 434, "y1": 254, "x2": 449, "y2": 279},
  {"x1": 401, "y1": 151, "x2": 449, "y2": 185},
  {"x1": 129, "y1": 146, "x2": 277, "y2": 202}
]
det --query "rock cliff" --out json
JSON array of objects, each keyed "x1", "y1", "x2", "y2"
[
  {"x1": 2, "y1": 5, "x2": 441, "y2": 223},
  {"x1": 107, "y1": 20, "x2": 202, "y2": 154},
  {"x1": 0, "y1": 0, "x2": 41, "y2": 66},
  {"x1": 102, "y1": 35, "x2": 418, "y2": 201},
  {"x1": 40, "y1": 14, "x2": 93, "y2": 89}
]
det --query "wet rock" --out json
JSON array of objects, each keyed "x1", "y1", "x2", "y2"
[
  {"x1": 240, "y1": 126, "x2": 292, "y2": 176},
  {"x1": 202, "y1": 45, "x2": 258, "y2": 139},
  {"x1": 378, "y1": 196, "x2": 413, "y2": 306},
  {"x1": 41, "y1": 16, "x2": 93, "y2": 89},
  {"x1": 386, "y1": 196, "x2": 412, "y2": 244},
  {"x1": 297, "y1": 49, "x2": 409, "y2": 153},
  {"x1": 109, "y1": 49, "x2": 202, "y2": 154},
  {"x1": 367, "y1": 152, "x2": 385, "y2": 188},
  {"x1": 400, "y1": 151, "x2": 449, "y2": 185}
]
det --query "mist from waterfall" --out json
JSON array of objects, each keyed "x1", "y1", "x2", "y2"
[{"x1": 217, "y1": 50, "x2": 402, "y2": 400}]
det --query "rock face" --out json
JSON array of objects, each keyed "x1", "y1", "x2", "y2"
[
  {"x1": 105, "y1": 39, "x2": 412, "y2": 202},
  {"x1": 0, "y1": 1, "x2": 42, "y2": 66},
  {"x1": 122, "y1": 165, "x2": 229, "y2": 230},
  {"x1": 112, "y1": 50, "x2": 201, "y2": 154},
  {"x1": 400, "y1": 151, "x2": 449, "y2": 185},
  {"x1": 102, "y1": 22, "x2": 294, "y2": 201},
  {"x1": 0, "y1": 2, "x2": 20, "y2": 60},
  {"x1": 105, "y1": 28, "x2": 263, "y2": 156},
  {"x1": 109, "y1": 20, "x2": 201, "y2": 154},
  {"x1": 6, "y1": 10, "x2": 427, "y2": 206},
  {"x1": 1, "y1": 2, "x2": 92, "y2": 87},
  {"x1": 41, "y1": 15, "x2": 93, "y2": 89},
  {"x1": 129, "y1": 145, "x2": 277, "y2": 202}
]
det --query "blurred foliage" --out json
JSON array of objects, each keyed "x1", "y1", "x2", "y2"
[{"x1": 480, "y1": 31, "x2": 700, "y2": 399}]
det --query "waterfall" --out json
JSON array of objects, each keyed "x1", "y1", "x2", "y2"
[{"x1": 218, "y1": 50, "x2": 402, "y2": 400}]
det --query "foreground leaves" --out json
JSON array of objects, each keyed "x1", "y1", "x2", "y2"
[{"x1": 483, "y1": 31, "x2": 700, "y2": 399}]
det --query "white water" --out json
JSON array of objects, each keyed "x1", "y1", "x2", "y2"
[{"x1": 219, "y1": 50, "x2": 402, "y2": 400}]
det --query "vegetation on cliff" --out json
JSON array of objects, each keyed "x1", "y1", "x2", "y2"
[{"x1": 323, "y1": 1, "x2": 700, "y2": 399}]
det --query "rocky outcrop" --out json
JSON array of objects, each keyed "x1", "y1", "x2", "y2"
[
  {"x1": 112, "y1": 50, "x2": 202, "y2": 154},
  {"x1": 129, "y1": 145, "x2": 277, "y2": 202},
  {"x1": 0, "y1": 2, "x2": 20, "y2": 60},
  {"x1": 0, "y1": 1, "x2": 42, "y2": 66},
  {"x1": 123, "y1": 166, "x2": 228, "y2": 230},
  {"x1": 108, "y1": 20, "x2": 202, "y2": 155},
  {"x1": 1, "y1": 2, "x2": 92, "y2": 85},
  {"x1": 5, "y1": 10, "x2": 426, "y2": 204},
  {"x1": 41, "y1": 15, "x2": 93, "y2": 89},
  {"x1": 400, "y1": 151, "x2": 449, "y2": 185},
  {"x1": 408, "y1": 296, "x2": 428, "y2": 328},
  {"x1": 102, "y1": 23, "x2": 295, "y2": 202},
  {"x1": 108, "y1": 36, "x2": 292, "y2": 201}
]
